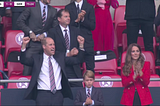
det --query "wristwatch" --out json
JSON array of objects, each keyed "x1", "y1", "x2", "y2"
[{"x1": 29, "y1": 30, "x2": 33, "y2": 34}]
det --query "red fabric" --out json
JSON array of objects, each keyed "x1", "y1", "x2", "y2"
[
  {"x1": 120, "y1": 62, "x2": 153, "y2": 105},
  {"x1": 87, "y1": 0, "x2": 114, "y2": 51}
]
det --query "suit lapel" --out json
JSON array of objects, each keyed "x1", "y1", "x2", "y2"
[
  {"x1": 81, "y1": 0, "x2": 87, "y2": 11},
  {"x1": 45, "y1": 5, "x2": 51, "y2": 27},
  {"x1": 71, "y1": 2, "x2": 78, "y2": 18},
  {"x1": 57, "y1": 25, "x2": 66, "y2": 48},
  {"x1": 91, "y1": 87, "x2": 96, "y2": 99},
  {"x1": 69, "y1": 26, "x2": 74, "y2": 50},
  {"x1": 36, "y1": 2, "x2": 42, "y2": 26}
]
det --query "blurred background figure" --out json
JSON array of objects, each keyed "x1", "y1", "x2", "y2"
[
  {"x1": 87, "y1": 0, "x2": 119, "y2": 51},
  {"x1": 125, "y1": 0, "x2": 155, "y2": 53}
]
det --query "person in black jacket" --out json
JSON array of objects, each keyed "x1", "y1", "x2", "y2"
[
  {"x1": 125, "y1": 0, "x2": 155, "y2": 53},
  {"x1": 5, "y1": 0, "x2": 35, "y2": 30}
]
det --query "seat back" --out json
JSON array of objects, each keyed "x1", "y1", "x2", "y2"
[
  {"x1": 122, "y1": 33, "x2": 157, "y2": 59},
  {"x1": 4, "y1": 30, "x2": 24, "y2": 63},
  {"x1": 0, "y1": 54, "x2": 4, "y2": 79},
  {"x1": 113, "y1": 5, "x2": 126, "y2": 47},
  {"x1": 156, "y1": 25, "x2": 160, "y2": 38},
  {"x1": 1, "y1": 16, "x2": 12, "y2": 39},
  {"x1": 93, "y1": 74, "x2": 122, "y2": 87},
  {"x1": 7, "y1": 62, "x2": 24, "y2": 78},
  {"x1": 94, "y1": 50, "x2": 117, "y2": 75},
  {"x1": 121, "y1": 51, "x2": 156, "y2": 74},
  {"x1": 7, "y1": 76, "x2": 31, "y2": 89},
  {"x1": 113, "y1": 5, "x2": 126, "y2": 28},
  {"x1": 52, "y1": 6, "x2": 65, "y2": 11}
]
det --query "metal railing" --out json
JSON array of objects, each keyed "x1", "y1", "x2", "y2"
[{"x1": 0, "y1": 78, "x2": 160, "y2": 83}]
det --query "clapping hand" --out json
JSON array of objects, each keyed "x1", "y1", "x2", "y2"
[{"x1": 75, "y1": 10, "x2": 86, "y2": 22}]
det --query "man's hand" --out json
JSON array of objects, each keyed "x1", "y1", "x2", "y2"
[
  {"x1": 66, "y1": 48, "x2": 79, "y2": 57},
  {"x1": 70, "y1": 48, "x2": 78, "y2": 56},
  {"x1": 21, "y1": 37, "x2": 30, "y2": 50},
  {"x1": 75, "y1": 10, "x2": 86, "y2": 22},
  {"x1": 29, "y1": 32, "x2": 37, "y2": 41},
  {"x1": 5, "y1": 9, "x2": 12, "y2": 17},
  {"x1": 37, "y1": 33, "x2": 45, "y2": 41},
  {"x1": 77, "y1": 35, "x2": 84, "y2": 49},
  {"x1": 85, "y1": 97, "x2": 92, "y2": 105}
]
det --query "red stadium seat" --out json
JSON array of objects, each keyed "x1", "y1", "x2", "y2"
[
  {"x1": 94, "y1": 50, "x2": 118, "y2": 75},
  {"x1": 1, "y1": 16, "x2": 12, "y2": 39},
  {"x1": 149, "y1": 75, "x2": 160, "y2": 87},
  {"x1": 122, "y1": 33, "x2": 157, "y2": 59},
  {"x1": 95, "y1": 59, "x2": 118, "y2": 75},
  {"x1": 113, "y1": 5, "x2": 126, "y2": 47},
  {"x1": 93, "y1": 74, "x2": 122, "y2": 87},
  {"x1": 7, "y1": 62, "x2": 23, "y2": 78},
  {"x1": 7, "y1": 76, "x2": 31, "y2": 89},
  {"x1": 121, "y1": 51, "x2": 159, "y2": 75},
  {"x1": 0, "y1": 54, "x2": 4, "y2": 79},
  {"x1": 52, "y1": 6, "x2": 65, "y2": 11},
  {"x1": 156, "y1": 25, "x2": 160, "y2": 38},
  {"x1": 3, "y1": 30, "x2": 24, "y2": 63}
]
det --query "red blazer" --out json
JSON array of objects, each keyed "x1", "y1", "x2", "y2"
[{"x1": 120, "y1": 62, "x2": 153, "y2": 106}]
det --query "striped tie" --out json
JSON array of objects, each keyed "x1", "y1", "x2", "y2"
[
  {"x1": 64, "y1": 29, "x2": 70, "y2": 50},
  {"x1": 87, "y1": 88, "x2": 91, "y2": 97},
  {"x1": 49, "y1": 56, "x2": 56, "y2": 94},
  {"x1": 42, "y1": 6, "x2": 46, "y2": 27}
]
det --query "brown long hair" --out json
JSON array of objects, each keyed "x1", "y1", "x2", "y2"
[{"x1": 122, "y1": 43, "x2": 145, "y2": 76}]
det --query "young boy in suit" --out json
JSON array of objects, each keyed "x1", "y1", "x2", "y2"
[{"x1": 74, "y1": 70, "x2": 104, "y2": 106}]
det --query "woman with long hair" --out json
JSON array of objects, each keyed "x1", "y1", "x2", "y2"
[{"x1": 121, "y1": 43, "x2": 153, "y2": 106}]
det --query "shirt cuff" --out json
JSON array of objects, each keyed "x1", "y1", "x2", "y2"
[
  {"x1": 36, "y1": 34, "x2": 40, "y2": 37},
  {"x1": 21, "y1": 48, "x2": 26, "y2": 52},
  {"x1": 43, "y1": 32, "x2": 47, "y2": 37},
  {"x1": 6, "y1": 7, "x2": 11, "y2": 9},
  {"x1": 92, "y1": 100, "x2": 94, "y2": 105}
]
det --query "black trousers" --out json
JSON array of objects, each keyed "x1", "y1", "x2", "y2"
[
  {"x1": 36, "y1": 90, "x2": 63, "y2": 106},
  {"x1": 23, "y1": 41, "x2": 43, "y2": 76},
  {"x1": 127, "y1": 19, "x2": 154, "y2": 53},
  {"x1": 133, "y1": 90, "x2": 150, "y2": 106},
  {"x1": 85, "y1": 47, "x2": 95, "y2": 72}
]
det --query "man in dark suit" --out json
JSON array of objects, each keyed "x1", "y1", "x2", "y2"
[
  {"x1": 75, "y1": 70, "x2": 104, "y2": 106},
  {"x1": 65, "y1": 0, "x2": 96, "y2": 72},
  {"x1": 125, "y1": 0, "x2": 155, "y2": 52},
  {"x1": 48, "y1": 9, "x2": 84, "y2": 87},
  {"x1": 154, "y1": 5, "x2": 160, "y2": 27},
  {"x1": 20, "y1": 36, "x2": 85, "y2": 105},
  {"x1": 5, "y1": 0, "x2": 35, "y2": 30},
  {"x1": 17, "y1": 0, "x2": 58, "y2": 76}
]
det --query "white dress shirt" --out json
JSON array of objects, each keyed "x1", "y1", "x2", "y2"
[
  {"x1": 59, "y1": 25, "x2": 71, "y2": 53},
  {"x1": 37, "y1": 53, "x2": 62, "y2": 90},
  {"x1": 75, "y1": 0, "x2": 83, "y2": 10}
]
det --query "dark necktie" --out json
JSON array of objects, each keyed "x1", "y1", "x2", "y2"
[
  {"x1": 77, "y1": 4, "x2": 81, "y2": 15},
  {"x1": 64, "y1": 29, "x2": 70, "y2": 50},
  {"x1": 87, "y1": 88, "x2": 91, "y2": 97},
  {"x1": 49, "y1": 56, "x2": 56, "y2": 94},
  {"x1": 42, "y1": 6, "x2": 46, "y2": 27}
]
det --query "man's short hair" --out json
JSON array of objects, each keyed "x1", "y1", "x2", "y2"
[
  {"x1": 57, "y1": 9, "x2": 70, "y2": 18},
  {"x1": 83, "y1": 70, "x2": 95, "y2": 80}
]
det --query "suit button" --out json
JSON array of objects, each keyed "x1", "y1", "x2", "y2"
[
  {"x1": 128, "y1": 87, "x2": 130, "y2": 90},
  {"x1": 142, "y1": 87, "x2": 144, "y2": 89}
]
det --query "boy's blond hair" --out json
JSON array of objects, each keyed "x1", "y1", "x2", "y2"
[{"x1": 83, "y1": 70, "x2": 95, "y2": 80}]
